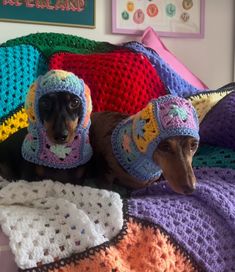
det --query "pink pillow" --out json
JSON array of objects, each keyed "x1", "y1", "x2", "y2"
[{"x1": 141, "y1": 27, "x2": 208, "y2": 90}]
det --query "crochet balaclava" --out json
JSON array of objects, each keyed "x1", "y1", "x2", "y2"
[
  {"x1": 22, "y1": 70, "x2": 93, "y2": 169},
  {"x1": 111, "y1": 95, "x2": 200, "y2": 181}
]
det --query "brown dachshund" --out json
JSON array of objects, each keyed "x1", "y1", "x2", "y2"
[{"x1": 90, "y1": 95, "x2": 199, "y2": 195}]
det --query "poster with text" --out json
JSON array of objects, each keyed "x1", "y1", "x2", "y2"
[{"x1": 0, "y1": 0, "x2": 95, "y2": 28}]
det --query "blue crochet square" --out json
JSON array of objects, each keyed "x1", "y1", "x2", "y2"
[{"x1": 0, "y1": 45, "x2": 48, "y2": 122}]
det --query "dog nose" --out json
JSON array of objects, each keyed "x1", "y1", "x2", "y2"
[
  {"x1": 182, "y1": 185, "x2": 195, "y2": 195},
  {"x1": 54, "y1": 132, "x2": 68, "y2": 143}
]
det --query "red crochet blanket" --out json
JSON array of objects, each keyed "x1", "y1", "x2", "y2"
[{"x1": 49, "y1": 51, "x2": 166, "y2": 114}]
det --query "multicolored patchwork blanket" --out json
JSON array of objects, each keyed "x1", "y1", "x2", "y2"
[
  {"x1": 0, "y1": 166, "x2": 235, "y2": 271},
  {"x1": 0, "y1": 33, "x2": 235, "y2": 271}
]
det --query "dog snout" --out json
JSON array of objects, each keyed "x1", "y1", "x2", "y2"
[
  {"x1": 182, "y1": 184, "x2": 195, "y2": 195},
  {"x1": 178, "y1": 170, "x2": 197, "y2": 195},
  {"x1": 54, "y1": 130, "x2": 69, "y2": 143}
]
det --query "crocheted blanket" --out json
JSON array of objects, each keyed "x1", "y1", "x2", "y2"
[
  {"x1": 0, "y1": 166, "x2": 235, "y2": 271},
  {"x1": 0, "y1": 180, "x2": 123, "y2": 270},
  {"x1": 0, "y1": 33, "x2": 235, "y2": 271},
  {"x1": 0, "y1": 32, "x2": 233, "y2": 142}
]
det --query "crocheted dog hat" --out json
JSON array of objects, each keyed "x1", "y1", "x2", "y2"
[
  {"x1": 22, "y1": 69, "x2": 93, "y2": 169},
  {"x1": 111, "y1": 95, "x2": 199, "y2": 181}
]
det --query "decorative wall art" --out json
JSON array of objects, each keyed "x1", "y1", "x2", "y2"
[
  {"x1": 0, "y1": 0, "x2": 95, "y2": 28},
  {"x1": 112, "y1": 0, "x2": 204, "y2": 38}
]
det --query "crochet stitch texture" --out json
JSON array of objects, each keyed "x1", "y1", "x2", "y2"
[
  {"x1": 49, "y1": 51, "x2": 166, "y2": 114},
  {"x1": 0, "y1": 180, "x2": 123, "y2": 269},
  {"x1": 187, "y1": 88, "x2": 233, "y2": 123},
  {"x1": 0, "y1": 45, "x2": 48, "y2": 123},
  {"x1": 200, "y1": 91, "x2": 235, "y2": 150},
  {"x1": 0, "y1": 168, "x2": 234, "y2": 271},
  {"x1": 129, "y1": 167, "x2": 235, "y2": 272},
  {"x1": 1, "y1": 33, "x2": 235, "y2": 272},
  {"x1": 193, "y1": 144, "x2": 235, "y2": 169},
  {"x1": 22, "y1": 70, "x2": 93, "y2": 169},
  {"x1": 124, "y1": 41, "x2": 205, "y2": 97},
  {"x1": 66, "y1": 218, "x2": 197, "y2": 272},
  {"x1": 0, "y1": 107, "x2": 28, "y2": 142},
  {"x1": 111, "y1": 95, "x2": 199, "y2": 181},
  {"x1": 1, "y1": 32, "x2": 118, "y2": 57}
]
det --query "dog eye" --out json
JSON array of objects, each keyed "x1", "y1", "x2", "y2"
[
  {"x1": 39, "y1": 98, "x2": 52, "y2": 110},
  {"x1": 190, "y1": 141, "x2": 198, "y2": 151},
  {"x1": 158, "y1": 142, "x2": 172, "y2": 152},
  {"x1": 69, "y1": 98, "x2": 80, "y2": 109}
]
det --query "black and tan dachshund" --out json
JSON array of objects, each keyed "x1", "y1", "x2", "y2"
[{"x1": 0, "y1": 91, "x2": 90, "y2": 184}]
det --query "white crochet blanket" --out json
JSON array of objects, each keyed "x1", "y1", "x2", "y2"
[{"x1": 0, "y1": 178, "x2": 123, "y2": 269}]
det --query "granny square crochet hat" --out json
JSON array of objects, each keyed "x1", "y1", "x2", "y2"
[
  {"x1": 25, "y1": 69, "x2": 92, "y2": 130},
  {"x1": 22, "y1": 69, "x2": 93, "y2": 169},
  {"x1": 112, "y1": 95, "x2": 199, "y2": 181}
]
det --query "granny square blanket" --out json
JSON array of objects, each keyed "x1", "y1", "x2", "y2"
[
  {"x1": 0, "y1": 167, "x2": 235, "y2": 271},
  {"x1": 0, "y1": 33, "x2": 235, "y2": 272}
]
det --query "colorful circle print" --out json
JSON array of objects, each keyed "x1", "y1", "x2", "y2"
[
  {"x1": 127, "y1": 1, "x2": 135, "y2": 12},
  {"x1": 166, "y1": 3, "x2": 176, "y2": 17},
  {"x1": 182, "y1": 0, "x2": 193, "y2": 10},
  {"x1": 181, "y1": 12, "x2": 190, "y2": 22},
  {"x1": 122, "y1": 11, "x2": 129, "y2": 20},
  {"x1": 133, "y1": 9, "x2": 145, "y2": 24},
  {"x1": 147, "y1": 3, "x2": 158, "y2": 17}
]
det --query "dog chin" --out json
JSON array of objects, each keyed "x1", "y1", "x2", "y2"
[{"x1": 168, "y1": 183, "x2": 196, "y2": 195}]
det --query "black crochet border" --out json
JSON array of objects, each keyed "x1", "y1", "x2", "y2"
[
  {"x1": 186, "y1": 85, "x2": 235, "y2": 126},
  {"x1": 185, "y1": 82, "x2": 235, "y2": 100},
  {"x1": 19, "y1": 198, "x2": 205, "y2": 272},
  {"x1": 128, "y1": 215, "x2": 205, "y2": 272},
  {"x1": 0, "y1": 104, "x2": 25, "y2": 126}
]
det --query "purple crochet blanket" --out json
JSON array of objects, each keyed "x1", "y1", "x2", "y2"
[
  {"x1": 128, "y1": 167, "x2": 235, "y2": 271},
  {"x1": 1, "y1": 167, "x2": 234, "y2": 272}
]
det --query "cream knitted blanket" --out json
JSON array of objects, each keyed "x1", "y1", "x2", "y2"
[{"x1": 0, "y1": 178, "x2": 123, "y2": 269}]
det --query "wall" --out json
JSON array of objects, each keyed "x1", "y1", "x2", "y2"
[{"x1": 0, "y1": 0, "x2": 234, "y2": 89}]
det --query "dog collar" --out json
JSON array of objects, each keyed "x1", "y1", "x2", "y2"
[
  {"x1": 111, "y1": 95, "x2": 199, "y2": 182},
  {"x1": 22, "y1": 70, "x2": 93, "y2": 169}
]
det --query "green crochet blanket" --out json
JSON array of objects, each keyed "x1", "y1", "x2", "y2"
[{"x1": 1, "y1": 32, "x2": 118, "y2": 57}]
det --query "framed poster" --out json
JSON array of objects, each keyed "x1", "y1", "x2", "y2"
[
  {"x1": 0, "y1": 0, "x2": 95, "y2": 28},
  {"x1": 112, "y1": 0, "x2": 204, "y2": 38}
]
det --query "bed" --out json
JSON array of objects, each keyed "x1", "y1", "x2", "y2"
[{"x1": 0, "y1": 31, "x2": 234, "y2": 272}]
